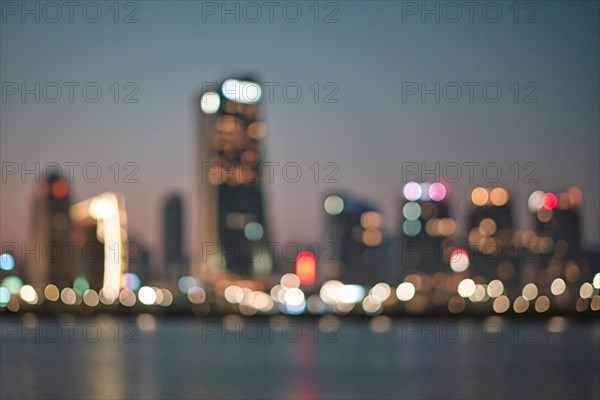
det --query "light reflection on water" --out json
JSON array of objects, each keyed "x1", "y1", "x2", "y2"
[{"x1": 1, "y1": 314, "x2": 598, "y2": 399}]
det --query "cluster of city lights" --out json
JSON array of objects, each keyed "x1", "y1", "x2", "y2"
[
  {"x1": 401, "y1": 182, "x2": 448, "y2": 237},
  {"x1": 359, "y1": 211, "x2": 383, "y2": 247},
  {"x1": 0, "y1": 273, "x2": 174, "y2": 312},
  {"x1": 404, "y1": 182, "x2": 447, "y2": 202},
  {"x1": 200, "y1": 79, "x2": 262, "y2": 115},
  {"x1": 471, "y1": 187, "x2": 510, "y2": 207},
  {"x1": 2, "y1": 271, "x2": 599, "y2": 315},
  {"x1": 528, "y1": 187, "x2": 582, "y2": 223},
  {"x1": 324, "y1": 195, "x2": 384, "y2": 247}
]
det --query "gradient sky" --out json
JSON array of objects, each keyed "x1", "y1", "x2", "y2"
[{"x1": 1, "y1": 1, "x2": 599, "y2": 265}]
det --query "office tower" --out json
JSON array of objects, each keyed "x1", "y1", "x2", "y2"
[
  {"x1": 28, "y1": 171, "x2": 73, "y2": 289},
  {"x1": 69, "y1": 192, "x2": 128, "y2": 299},
  {"x1": 528, "y1": 187, "x2": 582, "y2": 260},
  {"x1": 196, "y1": 77, "x2": 271, "y2": 279},
  {"x1": 399, "y1": 181, "x2": 455, "y2": 275},
  {"x1": 323, "y1": 193, "x2": 385, "y2": 285},
  {"x1": 466, "y1": 186, "x2": 516, "y2": 282},
  {"x1": 163, "y1": 194, "x2": 187, "y2": 281}
]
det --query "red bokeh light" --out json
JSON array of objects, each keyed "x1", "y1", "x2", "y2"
[
  {"x1": 295, "y1": 251, "x2": 316, "y2": 286},
  {"x1": 542, "y1": 192, "x2": 558, "y2": 210},
  {"x1": 51, "y1": 179, "x2": 68, "y2": 198}
]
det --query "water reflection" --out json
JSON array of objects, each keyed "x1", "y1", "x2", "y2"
[{"x1": 1, "y1": 315, "x2": 598, "y2": 399}]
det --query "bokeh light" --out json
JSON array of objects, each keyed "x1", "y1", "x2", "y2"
[
  {"x1": 19, "y1": 285, "x2": 38, "y2": 304},
  {"x1": 0, "y1": 253, "x2": 15, "y2": 271},
  {"x1": 138, "y1": 286, "x2": 156, "y2": 305},
  {"x1": 528, "y1": 190, "x2": 545, "y2": 212},
  {"x1": 490, "y1": 187, "x2": 509, "y2": 206},
  {"x1": 522, "y1": 283, "x2": 538, "y2": 301},
  {"x1": 295, "y1": 252, "x2": 316, "y2": 286},
  {"x1": 44, "y1": 284, "x2": 60, "y2": 301},
  {"x1": 542, "y1": 192, "x2": 558, "y2": 210},
  {"x1": 471, "y1": 187, "x2": 489, "y2": 206},
  {"x1": 550, "y1": 278, "x2": 566, "y2": 296},
  {"x1": 402, "y1": 220, "x2": 421, "y2": 237},
  {"x1": 123, "y1": 273, "x2": 141, "y2": 291},
  {"x1": 458, "y1": 279, "x2": 476, "y2": 297},
  {"x1": 324, "y1": 195, "x2": 344, "y2": 215},
  {"x1": 402, "y1": 202, "x2": 421, "y2": 220},
  {"x1": 2, "y1": 276, "x2": 23, "y2": 295},
  {"x1": 403, "y1": 182, "x2": 422, "y2": 201},
  {"x1": 428, "y1": 182, "x2": 446, "y2": 201},
  {"x1": 200, "y1": 91, "x2": 220, "y2": 114},
  {"x1": 0, "y1": 287, "x2": 10, "y2": 307},
  {"x1": 450, "y1": 248, "x2": 470, "y2": 273},
  {"x1": 396, "y1": 282, "x2": 415, "y2": 301}
]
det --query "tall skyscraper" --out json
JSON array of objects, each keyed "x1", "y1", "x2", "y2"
[
  {"x1": 196, "y1": 77, "x2": 271, "y2": 279},
  {"x1": 28, "y1": 171, "x2": 73, "y2": 289},
  {"x1": 323, "y1": 193, "x2": 385, "y2": 285},
  {"x1": 163, "y1": 194, "x2": 187, "y2": 281},
  {"x1": 69, "y1": 192, "x2": 129, "y2": 300},
  {"x1": 524, "y1": 187, "x2": 586, "y2": 285},
  {"x1": 466, "y1": 186, "x2": 516, "y2": 282},
  {"x1": 398, "y1": 181, "x2": 455, "y2": 276}
]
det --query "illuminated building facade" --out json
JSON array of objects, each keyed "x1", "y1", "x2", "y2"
[
  {"x1": 196, "y1": 77, "x2": 271, "y2": 279},
  {"x1": 399, "y1": 182, "x2": 455, "y2": 275},
  {"x1": 523, "y1": 187, "x2": 592, "y2": 286},
  {"x1": 466, "y1": 187, "x2": 517, "y2": 282},
  {"x1": 529, "y1": 187, "x2": 582, "y2": 260},
  {"x1": 69, "y1": 192, "x2": 128, "y2": 301},
  {"x1": 323, "y1": 193, "x2": 385, "y2": 285},
  {"x1": 28, "y1": 172, "x2": 73, "y2": 289}
]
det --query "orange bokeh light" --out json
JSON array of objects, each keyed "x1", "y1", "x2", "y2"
[
  {"x1": 295, "y1": 251, "x2": 316, "y2": 286},
  {"x1": 51, "y1": 179, "x2": 68, "y2": 198}
]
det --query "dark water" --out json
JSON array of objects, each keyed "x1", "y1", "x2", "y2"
[{"x1": 1, "y1": 314, "x2": 598, "y2": 399}]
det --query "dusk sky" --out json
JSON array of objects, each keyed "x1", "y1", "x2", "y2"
[{"x1": 2, "y1": 1, "x2": 599, "y2": 263}]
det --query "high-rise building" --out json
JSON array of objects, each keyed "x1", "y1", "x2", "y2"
[
  {"x1": 163, "y1": 194, "x2": 187, "y2": 281},
  {"x1": 398, "y1": 181, "x2": 455, "y2": 276},
  {"x1": 528, "y1": 187, "x2": 582, "y2": 260},
  {"x1": 323, "y1": 193, "x2": 385, "y2": 285},
  {"x1": 196, "y1": 77, "x2": 271, "y2": 279},
  {"x1": 522, "y1": 187, "x2": 587, "y2": 286},
  {"x1": 466, "y1": 186, "x2": 516, "y2": 282},
  {"x1": 69, "y1": 192, "x2": 128, "y2": 300},
  {"x1": 28, "y1": 172, "x2": 73, "y2": 289}
]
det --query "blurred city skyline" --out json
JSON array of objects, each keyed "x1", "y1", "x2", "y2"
[
  {"x1": 2, "y1": 3, "x2": 599, "y2": 400},
  {"x1": 2, "y1": 1, "x2": 599, "y2": 262}
]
